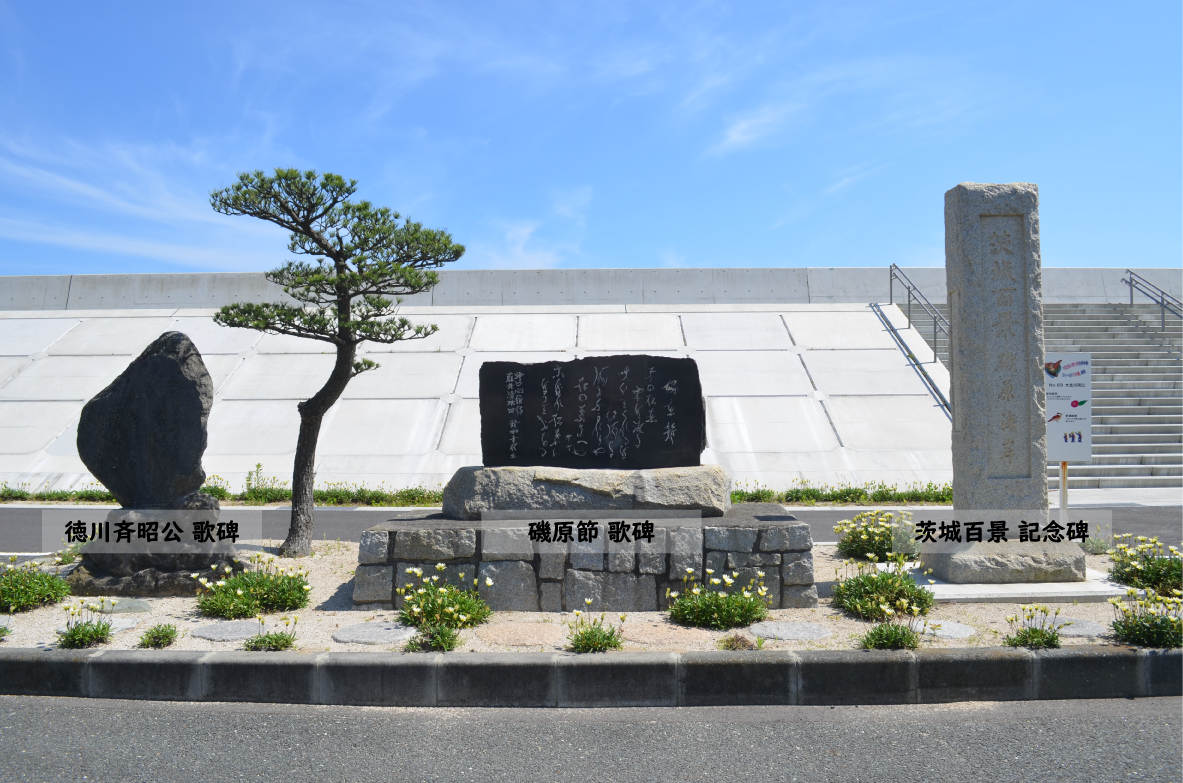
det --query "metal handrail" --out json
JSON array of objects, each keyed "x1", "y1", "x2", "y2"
[
  {"x1": 1121, "y1": 269, "x2": 1182, "y2": 330},
  {"x1": 870, "y1": 302, "x2": 951, "y2": 417},
  {"x1": 887, "y1": 264, "x2": 950, "y2": 364}
]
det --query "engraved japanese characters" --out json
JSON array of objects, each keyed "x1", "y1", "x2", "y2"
[{"x1": 478, "y1": 355, "x2": 706, "y2": 470}]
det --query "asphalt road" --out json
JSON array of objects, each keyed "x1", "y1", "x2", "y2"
[{"x1": 0, "y1": 695, "x2": 1178, "y2": 782}]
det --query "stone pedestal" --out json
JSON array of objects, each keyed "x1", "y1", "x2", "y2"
[
  {"x1": 927, "y1": 182, "x2": 1085, "y2": 583},
  {"x1": 442, "y1": 465, "x2": 732, "y2": 520}
]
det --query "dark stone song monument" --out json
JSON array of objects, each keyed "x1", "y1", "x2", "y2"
[
  {"x1": 68, "y1": 332, "x2": 242, "y2": 596},
  {"x1": 444, "y1": 354, "x2": 731, "y2": 519}
]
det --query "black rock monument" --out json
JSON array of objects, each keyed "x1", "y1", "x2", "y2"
[
  {"x1": 479, "y1": 354, "x2": 706, "y2": 469},
  {"x1": 69, "y1": 332, "x2": 240, "y2": 596}
]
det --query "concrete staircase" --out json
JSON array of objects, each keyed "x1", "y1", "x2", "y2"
[
  {"x1": 1043, "y1": 303, "x2": 1181, "y2": 489},
  {"x1": 915, "y1": 302, "x2": 1182, "y2": 489}
]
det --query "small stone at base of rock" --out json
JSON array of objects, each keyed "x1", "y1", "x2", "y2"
[
  {"x1": 749, "y1": 621, "x2": 830, "y2": 641},
  {"x1": 1053, "y1": 617, "x2": 1108, "y2": 637},
  {"x1": 911, "y1": 619, "x2": 976, "y2": 639},
  {"x1": 191, "y1": 620, "x2": 263, "y2": 642},
  {"x1": 57, "y1": 616, "x2": 139, "y2": 635},
  {"x1": 95, "y1": 598, "x2": 153, "y2": 614},
  {"x1": 331, "y1": 622, "x2": 417, "y2": 645}
]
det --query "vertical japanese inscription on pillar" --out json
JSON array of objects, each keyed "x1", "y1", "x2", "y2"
[{"x1": 982, "y1": 215, "x2": 1030, "y2": 479}]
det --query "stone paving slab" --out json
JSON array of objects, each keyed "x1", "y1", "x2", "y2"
[
  {"x1": 190, "y1": 620, "x2": 262, "y2": 642},
  {"x1": 910, "y1": 619, "x2": 976, "y2": 639},
  {"x1": 331, "y1": 622, "x2": 417, "y2": 645},
  {"x1": 1053, "y1": 617, "x2": 1109, "y2": 637},
  {"x1": 749, "y1": 621, "x2": 831, "y2": 641},
  {"x1": 879, "y1": 564, "x2": 1128, "y2": 603}
]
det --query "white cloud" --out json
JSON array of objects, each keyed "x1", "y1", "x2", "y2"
[{"x1": 464, "y1": 221, "x2": 563, "y2": 270}]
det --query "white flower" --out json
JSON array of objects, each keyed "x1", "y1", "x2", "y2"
[{"x1": 485, "y1": 577, "x2": 494, "y2": 587}]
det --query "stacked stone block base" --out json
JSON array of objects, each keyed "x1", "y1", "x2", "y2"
[{"x1": 354, "y1": 523, "x2": 817, "y2": 612}]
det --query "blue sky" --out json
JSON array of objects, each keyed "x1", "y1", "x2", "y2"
[{"x1": 0, "y1": 1, "x2": 1179, "y2": 275}]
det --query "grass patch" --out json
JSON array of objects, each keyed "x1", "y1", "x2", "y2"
[
  {"x1": 195, "y1": 554, "x2": 311, "y2": 619},
  {"x1": 1003, "y1": 605, "x2": 1063, "y2": 649},
  {"x1": 565, "y1": 607, "x2": 625, "y2": 653},
  {"x1": 0, "y1": 625, "x2": 10, "y2": 642},
  {"x1": 242, "y1": 616, "x2": 298, "y2": 651},
  {"x1": 397, "y1": 564, "x2": 492, "y2": 630},
  {"x1": 1109, "y1": 535, "x2": 1182, "y2": 595},
  {"x1": 1109, "y1": 589, "x2": 1182, "y2": 648},
  {"x1": 731, "y1": 479, "x2": 952, "y2": 506},
  {"x1": 831, "y1": 553, "x2": 934, "y2": 622},
  {"x1": 860, "y1": 621, "x2": 921, "y2": 650},
  {"x1": 666, "y1": 569, "x2": 771, "y2": 630},
  {"x1": 1, "y1": 469, "x2": 443, "y2": 508},
  {"x1": 0, "y1": 559, "x2": 70, "y2": 613},
  {"x1": 138, "y1": 623, "x2": 178, "y2": 649},
  {"x1": 406, "y1": 623, "x2": 461, "y2": 652},
  {"x1": 717, "y1": 632, "x2": 763, "y2": 651}
]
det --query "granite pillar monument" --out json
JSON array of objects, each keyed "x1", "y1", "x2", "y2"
[{"x1": 924, "y1": 182, "x2": 1085, "y2": 583}]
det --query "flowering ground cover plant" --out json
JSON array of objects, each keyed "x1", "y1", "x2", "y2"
[
  {"x1": 1003, "y1": 604, "x2": 1065, "y2": 649},
  {"x1": 397, "y1": 563, "x2": 492, "y2": 630},
  {"x1": 565, "y1": 599, "x2": 625, "y2": 653},
  {"x1": 0, "y1": 557, "x2": 70, "y2": 613},
  {"x1": 195, "y1": 553, "x2": 311, "y2": 619},
  {"x1": 1109, "y1": 535, "x2": 1182, "y2": 595},
  {"x1": 58, "y1": 599, "x2": 112, "y2": 649},
  {"x1": 1109, "y1": 588, "x2": 1182, "y2": 648},
  {"x1": 834, "y1": 510, "x2": 916, "y2": 560},
  {"x1": 666, "y1": 568, "x2": 771, "y2": 630},
  {"x1": 831, "y1": 553, "x2": 934, "y2": 622}
]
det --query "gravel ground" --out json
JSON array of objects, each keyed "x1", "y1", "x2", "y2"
[{"x1": 0, "y1": 542, "x2": 1127, "y2": 654}]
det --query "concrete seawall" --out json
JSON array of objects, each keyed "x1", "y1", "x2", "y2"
[{"x1": 3, "y1": 267, "x2": 1179, "y2": 310}]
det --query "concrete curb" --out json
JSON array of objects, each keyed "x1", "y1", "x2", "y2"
[{"x1": 0, "y1": 646, "x2": 1177, "y2": 707}]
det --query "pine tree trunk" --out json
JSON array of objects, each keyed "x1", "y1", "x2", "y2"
[
  {"x1": 281, "y1": 414, "x2": 323, "y2": 557},
  {"x1": 280, "y1": 346, "x2": 356, "y2": 557}
]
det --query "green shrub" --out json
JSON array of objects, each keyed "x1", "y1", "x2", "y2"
[
  {"x1": 860, "y1": 620, "x2": 921, "y2": 650},
  {"x1": 138, "y1": 624, "x2": 178, "y2": 649},
  {"x1": 397, "y1": 564, "x2": 492, "y2": 629},
  {"x1": 1003, "y1": 604, "x2": 1064, "y2": 649},
  {"x1": 0, "y1": 559, "x2": 70, "y2": 613},
  {"x1": 1109, "y1": 589, "x2": 1182, "y2": 648},
  {"x1": 565, "y1": 606, "x2": 624, "y2": 653},
  {"x1": 1110, "y1": 536, "x2": 1182, "y2": 595},
  {"x1": 0, "y1": 624, "x2": 10, "y2": 642},
  {"x1": 195, "y1": 554, "x2": 311, "y2": 619},
  {"x1": 406, "y1": 623, "x2": 461, "y2": 652},
  {"x1": 831, "y1": 554, "x2": 934, "y2": 622},
  {"x1": 242, "y1": 615, "x2": 298, "y2": 651},
  {"x1": 58, "y1": 600, "x2": 111, "y2": 649},
  {"x1": 0, "y1": 482, "x2": 30, "y2": 501},
  {"x1": 666, "y1": 568, "x2": 771, "y2": 630}
]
